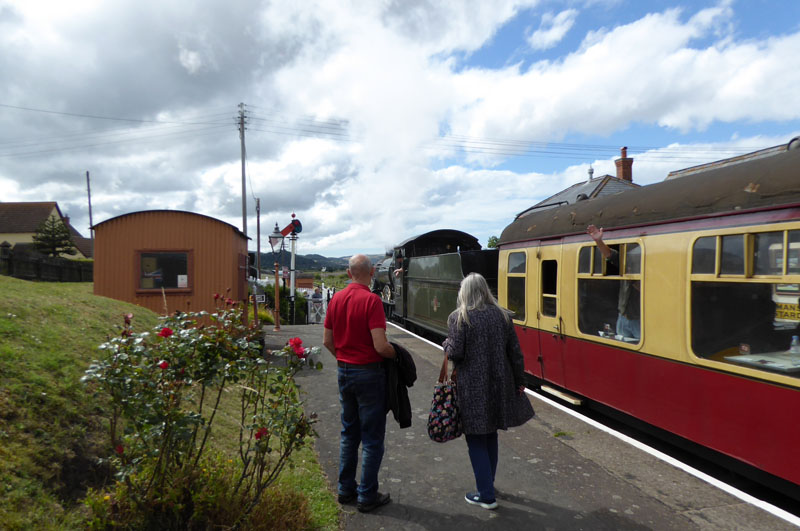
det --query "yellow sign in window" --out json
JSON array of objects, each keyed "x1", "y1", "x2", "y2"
[{"x1": 775, "y1": 302, "x2": 800, "y2": 321}]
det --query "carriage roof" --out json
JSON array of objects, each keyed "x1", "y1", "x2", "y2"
[{"x1": 500, "y1": 141, "x2": 800, "y2": 245}]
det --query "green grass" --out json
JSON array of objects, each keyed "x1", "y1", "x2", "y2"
[{"x1": 0, "y1": 276, "x2": 338, "y2": 530}]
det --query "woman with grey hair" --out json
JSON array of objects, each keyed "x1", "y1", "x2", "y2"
[{"x1": 442, "y1": 272, "x2": 534, "y2": 510}]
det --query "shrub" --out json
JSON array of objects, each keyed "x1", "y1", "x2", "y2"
[{"x1": 82, "y1": 304, "x2": 322, "y2": 529}]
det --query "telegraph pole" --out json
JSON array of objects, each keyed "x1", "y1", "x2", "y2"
[
  {"x1": 254, "y1": 198, "x2": 261, "y2": 327},
  {"x1": 86, "y1": 171, "x2": 94, "y2": 241},
  {"x1": 238, "y1": 103, "x2": 248, "y2": 237},
  {"x1": 238, "y1": 103, "x2": 249, "y2": 324}
]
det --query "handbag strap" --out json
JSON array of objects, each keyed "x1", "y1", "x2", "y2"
[{"x1": 438, "y1": 355, "x2": 457, "y2": 383}]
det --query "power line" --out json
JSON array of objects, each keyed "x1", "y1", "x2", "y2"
[
  {"x1": 0, "y1": 125, "x2": 231, "y2": 158},
  {"x1": 0, "y1": 101, "x2": 781, "y2": 164},
  {"x1": 0, "y1": 117, "x2": 234, "y2": 151},
  {"x1": 0, "y1": 102, "x2": 234, "y2": 126}
]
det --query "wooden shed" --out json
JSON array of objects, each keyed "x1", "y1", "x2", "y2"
[{"x1": 93, "y1": 210, "x2": 248, "y2": 316}]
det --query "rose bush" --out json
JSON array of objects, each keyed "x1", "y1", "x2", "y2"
[{"x1": 82, "y1": 302, "x2": 321, "y2": 529}]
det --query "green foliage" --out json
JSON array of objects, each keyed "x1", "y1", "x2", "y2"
[
  {"x1": 83, "y1": 451, "x2": 314, "y2": 530},
  {"x1": 82, "y1": 305, "x2": 323, "y2": 529},
  {"x1": 0, "y1": 278, "x2": 160, "y2": 529},
  {"x1": 262, "y1": 287, "x2": 308, "y2": 325},
  {"x1": 319, "y1": 272, "x2": 349, "y2": 290},
  {"x1": 32, "y1": 216, "x2": 77, "y2": 257},
  {"x1": 487, "y1": 235, "x2": 499, "y2": 249}
]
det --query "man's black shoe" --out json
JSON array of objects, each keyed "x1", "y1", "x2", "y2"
[
  {"x1": 337, "y1": 492, "x2": 356, "y2": 504},
  {"x1": 357, "y1": 492, "x2": 391, "y2": 513}
]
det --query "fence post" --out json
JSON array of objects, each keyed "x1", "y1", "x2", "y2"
[{"x1": 0, "y1": 242, "x2": 10, "y2": 276}]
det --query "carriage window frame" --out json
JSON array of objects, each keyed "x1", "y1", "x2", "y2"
[
  {"x1": 690, "y1": 231, "x2": 800, "y2": 280},
  {"x1": 576, "y1": 240, "x2": 643, "y2": 344},
  {"x1": 689, "y1": 229, "x2": 800, "y2": 377},
  {"x1": 506, "y1": 251, "x2": 526, "y2": 322},
  {"x1": 541, "y1": 259, "x2": 558, "y2": 317}
]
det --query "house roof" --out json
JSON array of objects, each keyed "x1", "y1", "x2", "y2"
[
  {"x1": 0, "y1": 201, "x2": 93, "y2": 258},
  {"x1": 0, "y1": 201, "x2": 62, "y2": 233}
]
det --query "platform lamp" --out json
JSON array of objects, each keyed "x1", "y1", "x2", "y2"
[{"x1": 268, "y1": 223, "x2": 285, "y2": 332}]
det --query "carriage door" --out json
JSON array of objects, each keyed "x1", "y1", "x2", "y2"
[{"x1": 537, "y1": 243, "x2": 566, "y2": 386}]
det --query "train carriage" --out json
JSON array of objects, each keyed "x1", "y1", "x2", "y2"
[{"x1": 498, "y1": 139, "x2": 800, "y2": 496}]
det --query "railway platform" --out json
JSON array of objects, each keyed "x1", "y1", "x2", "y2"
[{"x1": 265, "y1": 324, "x2": 797, "y2": 530}]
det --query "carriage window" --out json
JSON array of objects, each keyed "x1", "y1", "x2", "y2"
[
  {"x1": 593, "y1": 246, "x2": 604, "y2": 275},
  {"x1": 578, "y1": 247, "x2": 591, "y2": 274},
  {"x1": 625, "y1": 244, "x2": 641, "y2": 275},
  {"x1": 577, "y1": 241, "x2": 641, "y2": 343},
  {"x1": 507, "y1": 277, "x2": 525, "y2": 321},
  {"x1": 720, "y1": 235, "x2": 745, "y2": 275},
  {"x1": 509, "y1": 252, "x2": 526, "y2": 274},
  {"x1": 541, "y1": 260, "x2": 557, "y2": 317},
  {"x1": 692, "y1": 237, "x2": 716, "y2": 274},
  {"x1": 754, "y1": 232, "x2": 783, "y2": 275},
  {"x1": 691, "y1": 281, "x2": 800, "y2": 377},
  {"x1": 691, "y1": 228, "x2": 800, "y2": 377},
  {"x1": 789, "y1": 231, "x2": 800, "y2": 274},
  {"x1": 507, "y1": 252, "x2": 526, "y2": 321}
]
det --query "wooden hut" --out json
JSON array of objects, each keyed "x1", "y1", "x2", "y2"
[{"x1": 93, "y1": 210, "x2": 248, "y2": 316}]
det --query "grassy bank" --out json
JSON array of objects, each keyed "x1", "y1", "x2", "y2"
[{"x1": 0, "y1": 276, "x2": 337, "y2": 529}]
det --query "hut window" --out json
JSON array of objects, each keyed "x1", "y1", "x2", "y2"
[{"x1": 139, "y1": 252, "x2": 190, "y2": 290}]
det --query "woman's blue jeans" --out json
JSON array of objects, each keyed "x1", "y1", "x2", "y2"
[
  {"x1": 465, "y1": 432, "x2": 499, "y2": 501},
  {"x1": 337, "y1": 365, "x2": 386, "y2": 503}
]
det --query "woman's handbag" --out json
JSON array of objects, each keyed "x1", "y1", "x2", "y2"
[{"x1": 427, "y1": 355, "x2": 463, "y2": 443}]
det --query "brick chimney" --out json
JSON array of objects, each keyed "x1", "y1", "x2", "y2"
[
  {"x1": 63, "y1": 215, "x2": 70, "y2": 227},
  {"x1": 615, "y1": 146, "x2": 633, "y2": 182}
]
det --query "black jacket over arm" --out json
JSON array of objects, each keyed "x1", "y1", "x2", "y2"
[{"x1": 385, "y1": 342, "x2": 417, "y2": 428}]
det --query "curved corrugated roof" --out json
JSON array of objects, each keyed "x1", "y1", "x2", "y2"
[{"x1": 93, "y1": 210, "x2": 248, "y2": 239}]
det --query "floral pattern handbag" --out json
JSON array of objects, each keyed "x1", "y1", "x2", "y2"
[{"x1": 427, "y1": 355, "x2": 462, "y2": 443}]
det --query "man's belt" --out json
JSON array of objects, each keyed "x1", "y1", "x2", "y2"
[{"x1": 337, "y1": 360, "x2": 384, "y2": 370}]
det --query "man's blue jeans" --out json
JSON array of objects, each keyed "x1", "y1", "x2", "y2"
[
  {"x1": 337, "y1": 365, "x2": 387, "y2": 504},
  {"x1": 465, "y1": 432, "x2": 499, "y2": 501}
]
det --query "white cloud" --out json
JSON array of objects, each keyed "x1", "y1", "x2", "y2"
[
  {"x1": 528, "y1": 9, "x2": 578, "y2": 50},
  {"x1": 1, "y1": 1, "x2": 799, "y2": 257}
]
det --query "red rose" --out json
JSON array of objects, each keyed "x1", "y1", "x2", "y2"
[
  {"x1": 158, "y1": 327, "x2": 173, "y2": 338},
  {"x1": 158, "y1": 360, "x2": 169, "y2": 369},
  {"x1": 213, "y1": 293, "x2": 220, "y2": 300},
  {"x1": 293, "y1": 346, "x2": 306, "y2": 358},
  {"x1": 115, "y1": 444, "x2": 124, "y2": 455},
  {"x1": 288, "y1": 337, "x2": 303, "y2": 348},
  {"x1": 255, "y1": 427, "x2": 268, "y2": 441}
]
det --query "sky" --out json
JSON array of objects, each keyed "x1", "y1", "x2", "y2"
[{"x1": 1, "y1": 0, "x2": 799, "y2": 258}]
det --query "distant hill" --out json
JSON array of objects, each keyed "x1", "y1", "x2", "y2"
[{"x1": 253, "y1": 252, "x2": 387, "y2": 272}]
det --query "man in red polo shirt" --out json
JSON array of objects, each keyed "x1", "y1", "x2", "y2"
[{"x1": 323, "y1": 254, "x2": 396, "y2": 513}]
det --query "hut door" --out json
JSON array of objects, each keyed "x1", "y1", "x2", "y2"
[{"x1": 536, "y1": 243, "x2": 566, "y2": 386}]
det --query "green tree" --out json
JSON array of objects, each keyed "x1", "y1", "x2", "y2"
[
  {"x1": 487, "y1": 235, "x2": 499, "y2": 249},
  {"x1": 32, "y1": 216, "x2": 77, "y2": 257}
]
